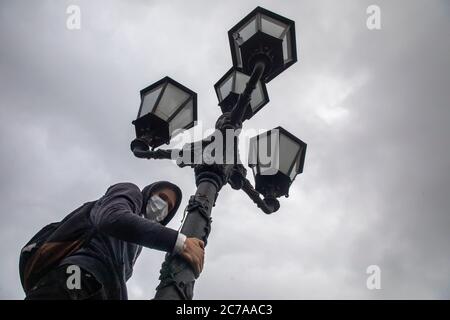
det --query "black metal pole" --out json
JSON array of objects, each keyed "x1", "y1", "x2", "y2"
[
  {"x1": 153, "y1": 167, "x2": 228, "y2": 300},
  {"x1": 153, "y1": 60, "x2": 266, "y2": 300}
]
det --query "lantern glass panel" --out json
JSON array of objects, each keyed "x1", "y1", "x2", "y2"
[
  {"x1": 235, "y1": 16, "x2": 258, "y2": 45},
  {"x1": 251, "y1": 82, "x2": 264, "y2": 111},
  {"x1": 139, "y1": 86, "x2": 162, "y2": 117},
  {"x1": 289, "y1": 156, "x2": 301, "y2": 180},
  {"x1": 234, "y1": 72, "x2": 246, "y2": 92},
  {"x1": 218, "y1": 73, "x2": 234, "y2": 101},
  {"x1": 248, "y1": 136, "x2": 258, "y2": 174},
  {"x1": 260, "y1": 14, "x2": 287, "y2": 39},
  {"x1": 169, "y1": 99, "x2": 194, "y2": 135},
  {"x1": 282, "y1": 29, "x2": 293, "y2": 62},
  {"x1": 234, "y1": 72, "x2": 266, "y2": 113},
  {"x1": 279, "y1": 132, "x2": 301, "y2": 177},
  {"x1": 248, "y1": 131, "x2": 280, "y2": 177},
  {"x1": 259, "y1": 131, "x2": 279, "y2": 176},
  {"x1": 155, "y1": 83, "x2": 190, "y2": 120}
]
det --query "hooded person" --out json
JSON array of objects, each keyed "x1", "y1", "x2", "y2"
[{"x1": 24, "y1": 181, "x2": 205, "y2": 300}]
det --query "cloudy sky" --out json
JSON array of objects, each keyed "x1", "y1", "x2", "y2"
[{"x1": 1, "y1": 0, "x2": 449, "y2": 299}]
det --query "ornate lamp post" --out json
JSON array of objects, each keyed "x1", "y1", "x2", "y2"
[{"x1": 130, "y1": 7, "x2": 307, "y2": 300}]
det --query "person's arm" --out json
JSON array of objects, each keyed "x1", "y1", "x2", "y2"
[
  {"x1": 91, "y1": 183, "x2": 205, "y2": 275},
  {"x1": 90, "y1": 183, "x2": 178, "y2": 253}
]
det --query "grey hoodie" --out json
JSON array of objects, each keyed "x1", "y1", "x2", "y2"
[{"x1": 60, "y1": 182, "x2": 182, "y2": 299}]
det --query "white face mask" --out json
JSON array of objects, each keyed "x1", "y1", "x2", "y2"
[{"x1": 146, "y1": 195, "x2": 169, "y2": 222}]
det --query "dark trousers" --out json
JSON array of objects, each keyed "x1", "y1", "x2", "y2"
[{"x1": 25, "y1": 264, "x2": 107, "y2": 300}]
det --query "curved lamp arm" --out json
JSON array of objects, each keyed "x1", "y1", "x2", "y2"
[
  {"x1": 130, "y1": 138, "x2": 180, "y2": 160},
  {"x1": 241, "y1": 177, "x2": 280, "y2": 214},
  {"x1": 229, "y1": 164, "x2": 280, "y2": 214},
  {"x1": 132, "y1": 147, "x2": 179, "y2": 160}
]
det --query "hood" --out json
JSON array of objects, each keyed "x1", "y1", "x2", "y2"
[{"x1": 141, "y1": 181, "x2": 182, "y2": 226}]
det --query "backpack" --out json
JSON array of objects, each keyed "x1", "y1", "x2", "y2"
[{"x1": 19, "y1": 201, "x2": 97, "y2": 294}]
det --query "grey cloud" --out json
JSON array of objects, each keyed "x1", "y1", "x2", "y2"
[{"x1": 0, "y1": 0, "x2": 449, "y2": 299}]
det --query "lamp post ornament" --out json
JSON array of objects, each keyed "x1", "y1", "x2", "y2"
[{"x1": 130, "y1": 7, "x2": 307, "y2": 300}]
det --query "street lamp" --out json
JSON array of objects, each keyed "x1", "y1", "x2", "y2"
[
  {"x1": 249, "y1": 126, "x2": 307, "y2": 200},
  {"x1": 131, "y1": 76, "x2": 197, "y2": 151},
  {"x1": 228, "y1": 6, "x2": 297, "y2": 83},
  {"x1": 129, "y1": 7, "x2": 306, "y2": 300},
  {"x1": 214, "y1": 67, "x2": 269, "y2": 120}
]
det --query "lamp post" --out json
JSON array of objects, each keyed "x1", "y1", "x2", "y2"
[{"x1": 130, "y1": 7, "x2": 306, "y2": 300}]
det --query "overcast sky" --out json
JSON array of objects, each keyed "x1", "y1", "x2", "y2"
[{"x1": 1, "y1": 0, "x2": 449, "y2": 299}]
